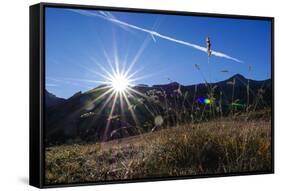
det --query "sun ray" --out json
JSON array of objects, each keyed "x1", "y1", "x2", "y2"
[
  {"x1": 103, "y1": 49, "x2": 118, "y2": 77},
  {"x1": 103, "y1": 93, "x2": 118, "y2": 141},
  {"x1": 91, "y1": 87, "x2": 114, "y2": 104},
  {"x1": 127, "y1": 86, "x2": 150, "y2": 99},
  {"x1": 120, "y1": 49, "x2": 130, "y2": 76},
  {"x1": 94, "y1": 59, "x2": 116, "y2": 79},
  {"x1": 122, "y1": 91, "x2": 140, "y2": 127},
  {"x1": 62, "y1": 77, "x2": 109, "y2": 85},
  {"x1": 112, "y1": 32, "x2": 121, "y2": 76},
  {"x1": 119, "y1": 91, "x2": 126, "y2": 118},
  {"x1": 126, "y1": 67, "x2": 144, "y2": 81},
  {"x1": 94, "y1": 90, "x2": 116, "y2": 116},
  {"x1": 90, "y1": 85, "x2": 112, "y2": 92},
  {"x1": 127, "y1": 70, "x2": 163, "y2": 82},
  {"x1": 126, "y1": 90, "x2": 155, "y2": 117},
  {"x1": 124, "y1": 34, "x2": 152, "y2": 77}
]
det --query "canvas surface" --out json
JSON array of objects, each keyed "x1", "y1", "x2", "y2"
[{"x1": 43, "y1": 6, "x2": 273, "y2": 185}]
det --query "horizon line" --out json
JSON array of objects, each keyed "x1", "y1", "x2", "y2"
[{"x1": 46, "y1": 73, "x2": 271, "y2": 99}]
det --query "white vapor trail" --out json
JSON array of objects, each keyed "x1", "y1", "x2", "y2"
[{"x1": 69, "y1": 9, "x2": 242, "y2": 63}]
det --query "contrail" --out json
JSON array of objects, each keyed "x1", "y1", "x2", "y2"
[{"x1": 69, "y1": 9, "x2": 242, "y2": 63}]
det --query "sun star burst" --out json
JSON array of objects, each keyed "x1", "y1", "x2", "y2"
[
  {"x1": 81, "y1": 41, "x2": 152, "y2": 141},
  {"x1": 109, "y1": 73, "x2": 130, "y2": 93}
]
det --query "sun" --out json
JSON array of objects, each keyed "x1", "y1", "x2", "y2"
[{"x1": 110, "y1": 73, "x2": 130, "y2": 93}]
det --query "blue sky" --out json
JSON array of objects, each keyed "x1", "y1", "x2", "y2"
[{"x1": 45, "y1": 7, "x2": 272, "y2": 98}]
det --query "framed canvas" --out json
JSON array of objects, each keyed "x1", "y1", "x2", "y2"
[{"x1": 30, "y1": 2, "x2": 274, "y2": 188}]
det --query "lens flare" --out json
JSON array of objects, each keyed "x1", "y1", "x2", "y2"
[
  {"x1": 204, "y1": 99, "x2": 211, "y2": 104},
  {"x1": 197, "y1": 97, "x2": 213, "y2": 105},
  {"x1": 230, "y1": 102, "x2": 246, "y2": 109}
]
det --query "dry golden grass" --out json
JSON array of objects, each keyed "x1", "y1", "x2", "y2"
[{"x1": 45, "y1": 118, "x2": 272, "y2": 184}]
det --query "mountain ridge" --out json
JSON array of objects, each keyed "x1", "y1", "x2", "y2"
[
  {"x1": 48, "y1": 74, "x2": 271, "y2": 101},
  {"x1": 45, "y1": 90, "x2": 66, "y2": 108}
]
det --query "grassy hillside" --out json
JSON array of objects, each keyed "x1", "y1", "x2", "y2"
[
  {"x1": 45, "y1": 74, "x2": 272, "y2": 145},
  {"x1": 45, "y1": 116, "x2": 272, "y2": 184}
]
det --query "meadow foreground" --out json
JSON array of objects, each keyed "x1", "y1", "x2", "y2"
[{"x1": 45, "y1": 116, "x2": 272, "y2": 184}]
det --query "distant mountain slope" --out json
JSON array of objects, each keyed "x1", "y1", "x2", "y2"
[
  {"x1": 45, "y1": 90, "x2": 65, "y2": 108},
  {"x1": 45, "y1": 74, "x2": 272, "y2": 146}
]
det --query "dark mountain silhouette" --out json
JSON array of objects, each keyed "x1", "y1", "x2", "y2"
[
  {"x1": 45, "y1": 90, "x2": 65, "y2": 108},
  {"x1": 45, "y1": 74, "x2": 272, "y2": 146},
  {"x1": 152, "y1": 81, "x2": 180, "y2": 88}
]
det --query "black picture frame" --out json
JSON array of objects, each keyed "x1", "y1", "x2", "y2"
[{"x1": 30, "y1": 2, "x2": 274, "y2": 188}]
